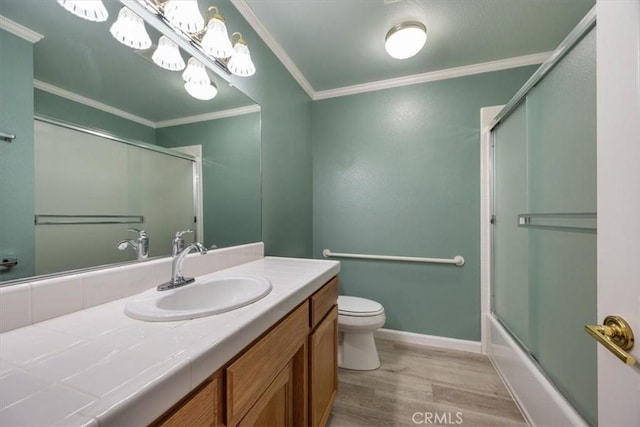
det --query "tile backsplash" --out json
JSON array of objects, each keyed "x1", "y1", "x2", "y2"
[{"x1": 0, "y1": 242, "x2": 264, "y2": 333}]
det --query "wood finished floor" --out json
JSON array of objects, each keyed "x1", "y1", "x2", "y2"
[{"x1": 327, "y1": 339, "x2": 527, "y2": 427}]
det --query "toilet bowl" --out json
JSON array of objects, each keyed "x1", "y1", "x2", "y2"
[{"x1": 338, "y1": 295, "x2": 386, "y2": 370}]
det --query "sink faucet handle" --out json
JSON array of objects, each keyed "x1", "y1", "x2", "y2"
[
  {"x1": 175, "y1": 230, "x2": 193, "y2": 238},
  {"x1": 172, "y1": 230, "x2": 193, "y2": 256},
  {"x1": 128, "y1": 228, "x2": 147, "y2": 237}
]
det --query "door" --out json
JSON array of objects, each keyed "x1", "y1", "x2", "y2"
[
  {"x1": 237, "y1": 362, "x2": 294, "y2": 427},
  {"x1": 595, "y1": 1, "x2": 640, "y2": 425},
  {"x1": 309, "y1": 305, "x2": 338, "y2": 427}
]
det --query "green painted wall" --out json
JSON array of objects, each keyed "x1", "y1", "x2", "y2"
[
  {"x1": 312, "y1": 66, "x2": 537, "y2": 340},
  {"x1": 219, "y1": 1, "x2": 313, "y2": 258},
  {"x1": 34, "y1": 89, "x2": 156, "y2": 144},
  {"x1": 0, "y1": 29, "x2": 35, "y2": 281},
  {"x1": 156, "y1": 113, "x2": 261, "y2": 249}
]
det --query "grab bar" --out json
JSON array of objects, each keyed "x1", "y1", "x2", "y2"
[
  {"x1": 0, "y1": 131, "x2": 16, "y2": 142},
  {"x1": 322, "y1": 249, "x2": 465, "y2": 266}
]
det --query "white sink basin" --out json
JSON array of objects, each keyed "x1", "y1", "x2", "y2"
[{"x1": 124, "y1": 274, "x2": 272, "y2": 321}]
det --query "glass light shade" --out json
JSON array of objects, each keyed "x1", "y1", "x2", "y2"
[
  {"x1": 57, "y1": 0, "x2": 108, "y2": 22},
  {"x1": 152, "y1": 36, "x2": 186, "y2": 71},
  {"x1": 184, "y1": 82, "x2": 218, "y2": 101},
  {"x1": 201, "y1": 17, "x2": 233, "y2": 59},
  {"x1": 163, "y1": 0, "x2": 204, "y2": 34},
  {"x1": 385, "y1": 22, "x2": 427, "y2": 60},
  {"x1": 110, "y1": 7, "x2": 152, "y2": 50},
  {"x1": 182, "y1": 57, "x2": 211, "y2": 86},
  {"x1": 228, "y1": 42, "x2": 256, "y2": 77}
]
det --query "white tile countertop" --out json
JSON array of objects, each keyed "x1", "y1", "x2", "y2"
[{"x1": 0, "y1": 256, "x2": 340, "y2": 427}]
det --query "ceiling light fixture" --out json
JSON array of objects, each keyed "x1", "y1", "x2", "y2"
[
  {"x1": 56, "y1": 0, "x2": 108, "y2": 22},
  {"x1": 152, "y1": 35, "x2": 186, "y2": 71},
  {"x1": 227, "y1": 32, "x2": 256, "y2": 77},
  {"x1": 110, "y1": 7, "x2": 152, "y2": 50},
  {"x1": 385, "y1": 21, "x2": 427, "y2": 60}
]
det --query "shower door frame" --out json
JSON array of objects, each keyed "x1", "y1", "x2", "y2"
[{"x1": 481, "y1": 2, "x2": 640, "y2": 425}]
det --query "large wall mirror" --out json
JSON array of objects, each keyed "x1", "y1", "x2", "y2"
[{"x1": 0, "y1": 0, "x2": 261, "y2": 284}]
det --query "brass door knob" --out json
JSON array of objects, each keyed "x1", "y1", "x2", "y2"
[{"x1": 585, "y1": 315, "x2": 635, "y2": 365}]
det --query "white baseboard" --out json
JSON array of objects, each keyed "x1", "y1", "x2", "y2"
[
  {"x1": 487, "y1": 315, "x2": 587, "y2": 427},
  {"x1": 374, "y1": 328, "x2": 481, "y2": 354}
]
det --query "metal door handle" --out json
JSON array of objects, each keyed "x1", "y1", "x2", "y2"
[
  {"x1": 585, "y1": 315, "x2": 635, "y2": 365},
  {"x1": 0, "y1": 257, "x2": 18, "y2": 269}
]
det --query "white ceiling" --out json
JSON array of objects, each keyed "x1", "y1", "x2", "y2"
[{"x1": 235, "y1": 0, "x2": 595, "y2": 98}]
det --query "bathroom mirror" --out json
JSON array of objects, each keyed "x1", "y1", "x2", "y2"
[{"x1": 0, "y1": 0, "x2": 261, "y2": 284}]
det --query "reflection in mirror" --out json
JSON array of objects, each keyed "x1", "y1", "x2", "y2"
[{"x1": 0, "y1": 0, "x2": 261, "y2": 284}]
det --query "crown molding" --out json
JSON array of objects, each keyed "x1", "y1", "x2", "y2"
[
  {"x1": 313, "y1": 51, "x2": 551, "y2": 100},
  {"x1": 34, "y1": 80, "x2": 157, "y2": 128},
  {"x1": 231, "y1": 0, "x2": 316, "y2": 99},
  {"x1": 35, "y1": 80, "x2": 261, "y2": 129},
  {"x1": 155, "y1": 104, "x2": 261, "y2": 128},
  {"x1": 0, "y1": 15, "x2": 43, "y2": 43}
]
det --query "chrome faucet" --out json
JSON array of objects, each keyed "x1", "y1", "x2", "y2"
[
  {"x1": 158, "y1": 230, "x2": 207, "y2": 291},
  {"x1": 117, "y1": 229, "x2": 149, "y2": 261}
]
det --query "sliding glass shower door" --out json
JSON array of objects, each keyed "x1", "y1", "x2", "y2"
[{"x1": 491, "y1": 28, "x2": 597, "y2": 425}]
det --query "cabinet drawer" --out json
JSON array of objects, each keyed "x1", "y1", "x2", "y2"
[
  {"x1": 226, "y1": 302, "x2": 309, "y2": 426},
  {"x1": 310, "y1": 277, "x2": 338, "y2": 329}
]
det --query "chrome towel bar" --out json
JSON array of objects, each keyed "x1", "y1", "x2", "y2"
[
  {"x1": 34, "y1": 214, "x2": 144, "y2": 225},
  {"x1": 322, "y1": 249, "x2": 464, "y2": 266}
]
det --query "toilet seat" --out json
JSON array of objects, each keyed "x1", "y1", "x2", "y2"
[{"x1": 338, "y1": 296, "x2": 384, "y2": 317}]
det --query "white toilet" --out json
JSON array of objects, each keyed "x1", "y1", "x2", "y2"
[{"x1": 337, "y1": 295, "x2": 386, "y2": 370}]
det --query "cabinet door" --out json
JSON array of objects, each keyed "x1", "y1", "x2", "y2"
[
  {"x1": 309, "y1": 305, "x2": 338, "y2": 427},
  {"x1": 238, "y1": 362, "x2": 293, "y2": 427},
  {"x1": 155, "y1": 373, "x2": 222, "y2": 427}
]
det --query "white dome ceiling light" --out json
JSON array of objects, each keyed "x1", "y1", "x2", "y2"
[{"x1": 385, "y1": 21, "x2": 427, "y2": 60}]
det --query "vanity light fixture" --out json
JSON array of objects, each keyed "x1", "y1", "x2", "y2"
[
  {"x1": 227, "y1": 32, "x2": 256, "y2": 77},
  {"x1": 152, "y1": 35, "x2": 186, "y2": 71},
  {"x1": 143, "y1": 1, "x2": 256, "y2": 76},
  {"x1": 182, "y1": 57, "x2": 211, "y2": 86},
  {"x1": 163, "y1": 0, "x2": 205, "y2": 34},
  {"x1": 200, "y1": 6, "x2": 233, "y2": 59},
  {"x1": 385, "y1": 21, "x2": 427, "y2": 60},
  {"x1": 110, "y1": 7, "x2": 152, "y2": 50},
  {"x1": 57, "y1": 0, "x2": 108, "y2": 22},
  {"x1": 182, "y1": 57, "x2": 218, "y2": 100}
]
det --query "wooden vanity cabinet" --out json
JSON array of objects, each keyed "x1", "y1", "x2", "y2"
[
  {"x1": 226, "y1": 302, "x2": 309, "y2": 426},
  {"x1": 309, "y1": 278, "x2": 339, "y2": 427},
  {"x1": 153, "y1": 372, "x2": 223, "y2": 427},
  {"x1": 152, "y1": 276, "x2": 338, "y2": 427}
]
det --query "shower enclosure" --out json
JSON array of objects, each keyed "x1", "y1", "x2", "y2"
[{"x1": 489, "y1": 12, "x2": 597, "y2": 427}]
